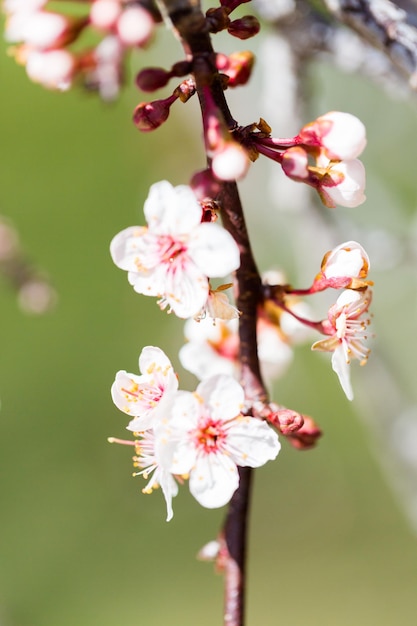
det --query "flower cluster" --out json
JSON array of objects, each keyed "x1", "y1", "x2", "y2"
[
  {"x1": 110, "y1": 180, "x2": 240, "y2": 319},
  {"x1": 110, "y1": 346, "x2": 281, "y2": 520},
  {"x1": 3, "y1": 0, "x2": 155, "y2": 97},
  {"x1": 263, "y1": 241, "x2": 373, "y2": 400},
  {"x1": 242, "y1": 111, "x2": 367, "y2": 208}
]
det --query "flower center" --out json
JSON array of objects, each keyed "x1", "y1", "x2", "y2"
[
  {"x1": 194, "y1": 418, "x2": 227, "y2": 454},
  {"x1": 121, "y1": 381, "x2": 163, "y2": 409}
]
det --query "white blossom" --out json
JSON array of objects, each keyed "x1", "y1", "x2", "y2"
[
  {"x1": 111, "y1": 346, "x2": 178, "y2": 432},
  {"x1": 160, "y1": 375, "x2": 280, "y2": 508},
  {"x1": 312, "y1": 289, "x2": 372, "y2": 400},
  {"x1": 110, "y1": 181, "x2": 240, "y2": 318}
]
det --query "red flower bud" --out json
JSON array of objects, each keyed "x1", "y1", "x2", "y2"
[
  {"x1": 227, "y1": 16, "x2": 260, "y2": 40},
  {"x1": 132, "y1": 95, "x2": 176, "y2": 131},
  {"x1": 135, "y1": 67, "x2": 170, "y2": 92}
]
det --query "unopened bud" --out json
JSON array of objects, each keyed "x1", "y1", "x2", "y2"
[
  {"x1": 90, "y1": 0, "x2": 122, "y2": 30},
  {"x1": 286, "y1": 415, "x2": 322, "y2": 450},
  {"x1": 212, "y1": 142, "x2": 250, "y2": 181},
  {"x1": 281, "y1": 147, "x2": 309, "y2": 180},
  {"x1": 190, "y1": 169, "x2": 222, "y2": 201},
  {"x1": 116, "y1": 6, "x2": 154, "y2": 47},
  {"x1": 136, "y1": 67, "x2": 170, "y2": 92},
  {"x1": 216, "y1": 50, "x2": 254, "y2": 87},
  {"x1": 132, "y1": 95, "x2": 176, "y2": 131},
  {"x1": 268, "y1": 408, "x2": 304, "y2": 435},
  {"x1": 227, "y1": 15, "x2": 260, "y2": 40}
]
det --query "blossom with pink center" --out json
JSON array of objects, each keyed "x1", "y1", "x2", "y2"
[
  {"x1": 110, "y1": 180, "x2": 240, "y2": 318},
  {"x1": 299, "y1": 111, "x2": 367, "y2": 161},
  {"x1": 161, "y1": 375, "x2": 280, "y2": 508},
  {"x1": 318, "y1": 158, "x2": 366, "y2": 208},
  {"x1": 312, "y1": 289, "x2": 372, "y2": 400},
  {"x1": 313, "y1": 241, "x2": 371, "y2": 291},
  {"x1": 111, "y1": 346, "x2": 178, "y2": 432}
]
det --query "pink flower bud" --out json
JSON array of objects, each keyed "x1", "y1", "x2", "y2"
[
  {"x1": 135, "y1": 67, "x2": 170, "y2": 92},
  {"x1": 211, "y1": 143, "x2": 250, "y2": 181},
  {"x1": 281, "y1": 146, "x2": 309, "y2": 180},
  {"x1": 190, "y1": 169, "x2": 222, "y2": 202},
  {"x1": 299, "y1": 111, "x2": 367, "y2": 160},
  {"x1": 286, "y1": 415, "x2": 322, "y2": 450},
  {"x1": 116, "y1": 6, "x2": 154, "y2": 47},
  {"x1": 227, "y1": 15, "x2": 260, "y2": 39},
  {"x1": 132, "y1": 96, "x2": 176, "y2": 131},
  {"x1": 90, "y1": 0, "x2": 122, "y2": 30},
  {"x1": 320, "y1": 159, "x2": 366, "y2": 208},
  {"x1": 216, "y1": 50, "x2": 254, "y2": 87}
]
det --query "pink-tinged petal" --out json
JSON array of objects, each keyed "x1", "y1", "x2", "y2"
[
  {"x1": 196, "y1": 375, "x2": 244, "y2": 421},
  {"x1": 189, "y1": 453, "x2": 239, "y2": 508},
  {"x1": 111, "y1": 371, "x2": 148, "y2": 416},
  {"x1": 144, "y1": 180, "x2": 202, "y2": 235},
  {"x1": 163, "y1": 258, "x2": 209, "y2": 318},
  {"x1": 110, "y1": 226, "x2": 150, "y2": 271},
  {"x1": 189, "y1": 223, "x2": 240, "y2": 277},
  {"x1": 226, "y1": 416, "x2": 281, "y2": 467},
  {"x1": 318, "y1": 112, "x2": 367, "y2": 161},
  {"x1": 139, "y1": 346, "x2": 177, "y2": 389},
  {"x1": 331, "y1": 345, "x2": 354, "y2": 401}
]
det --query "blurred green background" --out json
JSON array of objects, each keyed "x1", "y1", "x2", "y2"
[{"x1": 1, "y1": 14, "x2": 417, "y2": 626}]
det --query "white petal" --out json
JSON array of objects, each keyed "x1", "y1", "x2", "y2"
[
  {"x1": 196, "y1": 375, "x2": 244, "y2": 420},
  {"x1": 189, "y1": 223, "x2": 240, "y2": 277},
  {"x1": 127, "y1": 266, "x2": 164, "y2": 297},
  {"x1": 157, "y1": 468, "x2": 179, "y2": 522},
  {"x1": 189, "y1": 453, "x2": 239, "y2": 508},
  {"x1": 331, "y1": 345, "x2": 354, "y2": 401},
  {"x1": 110, "y1": 226, "x2": 150, "y2": 271},
  {"x1": 324, "y1": 241, "x2": 369, "y2": 279},
  {"x1": 325, "y1": 159, "x2": 366, "y2": 208},
  {"x1": 179, "y1": 342, "x2": 236, "y2": 380},
  {"x1": 139, "y1": 346, "x2": 177, "y2": 385},
  {"x1": 144, "y1": 181, "x2": 202, "y2": 235},
  {"x1": 319, "y1": 111, "x2": 367, "y2": 160},
  {"x1": 163, "y1": 258, "x2": 209, "y2": 318},
  {"x1": 226, "y1": 417, "x2": 281, "y2": 467}
]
